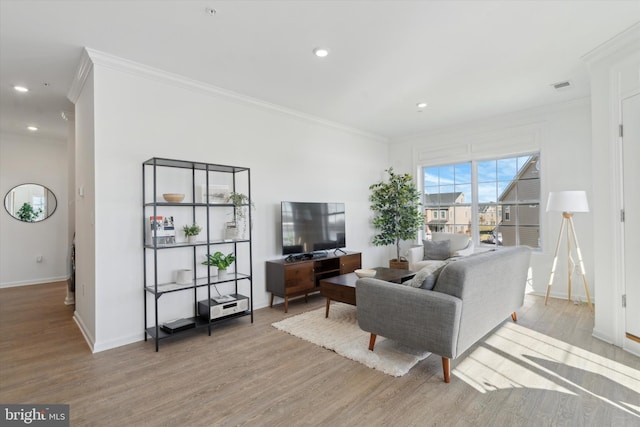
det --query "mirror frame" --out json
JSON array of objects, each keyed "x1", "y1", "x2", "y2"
[{"x1": 4, "y1": 183, "x2": 58, "y2": 223}]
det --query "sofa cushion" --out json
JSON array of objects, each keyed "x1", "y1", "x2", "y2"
[
  {"x1": 423, "y1": 239, "x2": 450, "y2": 260},
  {"x1": 404, "y1": 261, "x2": 448, "y2": 290}
]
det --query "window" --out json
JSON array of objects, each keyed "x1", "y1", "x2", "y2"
[{"x1": 423, "y1": 153, "x2": 540, "y2": 248}]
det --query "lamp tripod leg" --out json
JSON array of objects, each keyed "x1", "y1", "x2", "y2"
[
  {"x1": 567, "y1": 217, "x2": 594, "y2": 311},
  {"x1": 546, "y1": 217, "x2": 567, "y2": 305}
]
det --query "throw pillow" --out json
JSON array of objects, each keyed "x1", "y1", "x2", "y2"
[
  {"x1": 423, "y1": 239, "x2": 450, "y2": 261},
  {"x1": 404, "y1": 261, "x2": 448, "y2": 290}
]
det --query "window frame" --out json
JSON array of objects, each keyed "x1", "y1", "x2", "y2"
[{"x1": 421, "y1": 152, "x2": 541, "y2": 250}]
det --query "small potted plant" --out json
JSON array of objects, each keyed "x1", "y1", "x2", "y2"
[
  {"x1": 182, "y1": 223, "x2": 202, "y2": 244},
  {"x1": 202, "y1": 251, "x2": 236, "y2": 280}
]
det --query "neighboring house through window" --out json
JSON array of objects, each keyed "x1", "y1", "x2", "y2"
[{"x1": 423, "y1": 153, "x2": 540, "y2": 248}]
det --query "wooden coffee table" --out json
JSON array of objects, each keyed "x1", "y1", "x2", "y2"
[{"x1": 319, "y1": 267, "x2": 415, "y2": 318}]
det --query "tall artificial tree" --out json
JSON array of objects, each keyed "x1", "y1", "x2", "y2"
[{"x1": 369, "y1": 168, "x2": 424, "y2": 262}]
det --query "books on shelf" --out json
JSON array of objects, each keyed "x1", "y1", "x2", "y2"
[{"x1": 147, "y1": 216, "x2": 176, "y2": 245}]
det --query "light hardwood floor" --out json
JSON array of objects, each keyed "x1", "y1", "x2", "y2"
[{"x1": 1, "y1": 282, "x2": 639, "y2": 426}]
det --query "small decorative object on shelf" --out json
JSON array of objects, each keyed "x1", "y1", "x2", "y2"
[
  {"x1": 224, "y1": 221, "x2": 238, "y2": 241},
  {"x1": 143, "y1": 157, "x2": 253, "y2": 351},
  {"x1": 182, "y1": 223, "x2": 202, "y2": 244},
  {"x1": 162, "y1": 193, "x2": 185, "y2": 203},
  {"x1": 176, "y1": 269, "x2": 192, "y2": 285}
]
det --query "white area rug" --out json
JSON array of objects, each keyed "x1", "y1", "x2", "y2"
[{"x1": 272, "y1": 302, "x2": 430, "y2": 377}]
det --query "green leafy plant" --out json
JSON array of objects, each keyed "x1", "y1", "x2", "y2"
[
  {"x1": 202, "y1": 251, "x2": 236, "y2": 269},
  {"x1": 182, "y1": 223, "x2": 202, "y2": 237},
  {"x1": 369, "y1": 167, "x2": 423, "y2": 262},
  {"x1": 16, "y1": 202, "x2": 43, "y2": 222}
]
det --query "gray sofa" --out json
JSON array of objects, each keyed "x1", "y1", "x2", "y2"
[{"x1": 356, "y1": 246, "x2": 531, "y2": 382}]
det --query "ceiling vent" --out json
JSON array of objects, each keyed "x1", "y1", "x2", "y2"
[{"x1": 551, "y1": 80, "x2": 572, "y2": 91}]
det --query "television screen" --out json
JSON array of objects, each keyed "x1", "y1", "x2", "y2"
[{"x1": 281, "y1": 202, "x2": 346, "y2": 255}]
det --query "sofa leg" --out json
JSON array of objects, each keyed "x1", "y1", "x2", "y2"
[
  {"x1": 511, "y1": 312, "x2": 517, "y2": 322},
  {"x1": 442, "y1": 357, "x2": 450, "y2": 383},
  {"x1": 368, "y1": 334, "x2": 377, "y2": 351}
]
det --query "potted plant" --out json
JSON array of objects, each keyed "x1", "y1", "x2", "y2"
[
  {"x1": 16, "y1": 202, "x2": 43, "y2": 222},
  {"x1": 182, "y1": 223, "x2": 202, "y2": 244},
  {"x1": 369, "y1": 167, "x2": 423, "y2": 269},
  {"x1": 202, "y1": 251, "x2": 236, "y2": 280},
  {"x1": 226, "y1": 192, "x2": 254, "y2": 239}
]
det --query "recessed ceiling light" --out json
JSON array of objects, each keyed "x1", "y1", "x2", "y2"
[
  {"x1": 205, "y1": 7, "x2": 216, "y2": 16},
  {"x1": 14, "y1": 85, "x2": 29, "y2": 93},
  {"x1": 313, "y1": 47, "x2": 329, "y2": 58},
  {"x1": 416, "y1": 102, "x2": 428, "y2": 109},
  {"x1": 27, "y1": 126, "x2": 38, "y2": 131}
]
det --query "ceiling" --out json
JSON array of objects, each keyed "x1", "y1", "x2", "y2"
[{"x1": 1, "y1": 1, "x2": 639, "y2": 142}]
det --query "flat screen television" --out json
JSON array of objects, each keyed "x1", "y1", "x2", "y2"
[{"x1": 281, "y1": 201, "x2": 346, "y2": 256}]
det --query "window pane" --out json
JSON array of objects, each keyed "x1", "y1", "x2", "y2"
[
  {"x1": 424, "y1": 168, "x2": 439, "y2": 187},
  {"x1": 478, "y1": 182, "x2": 497, "y2": 203},
  {"x1": 478, "y1": 160, "x2": 496, "y2": 182},
  {"x1": 440, "y1": 165, "x2": 455, "y2": 184},
  {"x1": 455, "y1": 163, "x2": 471, "y2": 184},
  {"x1": 518, "y1": 226, "x2": 540, "y2": 248},
  {"x1": 455, "y1": 184, "x2": 472, "y2": 204},
  {"x1": 517, "y1": 204, "x2": 540, "y2": 226},
  {"x1": 497, "y1": 158, "x2": 518, "y2": 181},
  {"x1": 517, "y1": 178, "x2": 540, "y2": 202}
]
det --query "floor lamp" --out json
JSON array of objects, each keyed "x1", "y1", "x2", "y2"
[{"x1": 545, "y1": 190, "x2": 593, "y2": 311}]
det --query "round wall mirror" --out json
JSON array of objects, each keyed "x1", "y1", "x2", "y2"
[{"x1": 4, "y1": 183, "x2": 57, "y2": 223}]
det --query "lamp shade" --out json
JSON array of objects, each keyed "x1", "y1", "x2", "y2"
[{"x1": 546, "y1": 191, "x2": 589, "y2": 213}]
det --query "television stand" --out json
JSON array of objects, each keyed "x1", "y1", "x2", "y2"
[
  {"x1": 266, "y1": 251, "x2": 362, "y2": 313},
  {"x1": 333, "y1": 248, "x2": 346, "y2": 255}
]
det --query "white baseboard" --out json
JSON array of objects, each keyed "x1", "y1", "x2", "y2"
[
  {"x1": 0, "y1": 276, "x2": 69, "y2": 289},
  {"x1": 93, "y1": 333, "x2": 143, "y2": 353},
  {"x1": 73, "y1": 311, "x2": 96, "y2": 352}
]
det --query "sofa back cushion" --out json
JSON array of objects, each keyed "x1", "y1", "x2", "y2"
[
  {"x1": 431, "y1": 232, "x2": 471, "y2": 255},
  {"x1": 422, "y1": 239, "x2": 450, "y2": 260}
]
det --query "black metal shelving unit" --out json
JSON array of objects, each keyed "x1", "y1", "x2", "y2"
[{"x1": 143, "y1": 157, "x2": 253, "y2": 351}]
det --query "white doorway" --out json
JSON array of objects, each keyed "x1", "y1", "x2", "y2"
[{"x1": 621, "y1": 91, "x2": 640, "y2": 353}]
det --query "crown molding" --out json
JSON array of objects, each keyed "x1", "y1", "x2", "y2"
[
  {"x1": 74, "y1": 48, "x2": 387, "y2": 143},
  {"x1": 67, "y1": 49, "x2": 93, "y2": 103},
  {"x1": 582, "y1": 22, "x2": 640, "y2": 66}
]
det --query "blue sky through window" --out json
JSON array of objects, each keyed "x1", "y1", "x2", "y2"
[{"x1": 425, "y1": 155, "x2": 532, "y2": 203}]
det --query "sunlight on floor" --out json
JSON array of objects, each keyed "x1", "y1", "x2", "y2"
[{"x1": 453, "y1": 322, "x2": 640, "y2": 418}]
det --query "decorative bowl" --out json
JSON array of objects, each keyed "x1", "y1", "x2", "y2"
[
  {"x1": 354, "y1": 268, "x2": 376, "y2": 278},
  {"x1": 162, "y1": 193, "x2": 185, "y2": 203}
]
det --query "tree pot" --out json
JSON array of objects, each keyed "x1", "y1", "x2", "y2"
[{"x1": 389, "y1": 259, "x2": 409, "y2": 270}]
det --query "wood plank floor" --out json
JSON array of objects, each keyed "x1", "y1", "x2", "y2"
[{"x1": 1, "y1": 282, "x2": 639, "y2": 426}]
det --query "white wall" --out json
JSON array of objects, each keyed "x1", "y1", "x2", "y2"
[
  {"x1": 73, "y1": 50, "x2": 389, "y2": 352},
  {"x1": 388, "y1": 99, "x2": 594, "y2": 299},
  {"x1": 73, "y1": 70, "x2": 97, "y2": 347},
  {"x1": 0, "y1": 133, "x2": 68, "y2": 287}
]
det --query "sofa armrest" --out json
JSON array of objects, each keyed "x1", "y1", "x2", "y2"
[
  {"x1": 406, "y1": 246, "x2": 424, "y2": 271},
  {"x1": 356, "y1": 278, "x2": 462, "y2": 359}
]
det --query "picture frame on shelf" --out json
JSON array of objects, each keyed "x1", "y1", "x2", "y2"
[{"x1": 199, "y1": 184, "x2": 229, "y2": 203}]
